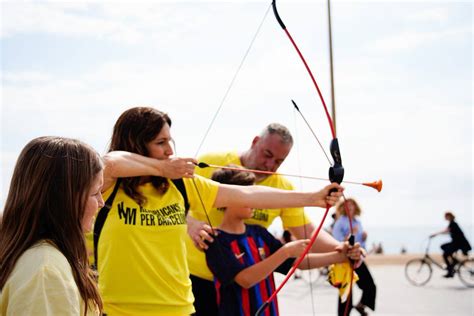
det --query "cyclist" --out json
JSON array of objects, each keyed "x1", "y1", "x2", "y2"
[{"x1": 430, "y1": 211, "x2": 472, "y2": 278}]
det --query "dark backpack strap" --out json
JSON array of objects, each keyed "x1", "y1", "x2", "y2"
[
  {"x1": 93, "y1": 179, "x2": 121, "y2": 269},
  {"x1": 172, "y1": 178, "x2": 189, "y2": 214}
]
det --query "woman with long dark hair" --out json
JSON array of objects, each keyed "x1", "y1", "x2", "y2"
[{"x1": 0, "y1": 136, "x2": 104, "y2": 315}]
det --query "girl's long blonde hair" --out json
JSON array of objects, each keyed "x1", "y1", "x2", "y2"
[{"x1": 336, "y1": 198, "x2": 362, "y2": 217}]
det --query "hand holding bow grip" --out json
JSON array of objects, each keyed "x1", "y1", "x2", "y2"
[
  {"x1": 347, "y1": 235, "x2": 356, "y2": 265},
  {"x1": 329, "y1": 138, "x2": 344, "y2": 193},
  {"x1": 348, "y1": 234, "x2": 355, "y2": 246}
]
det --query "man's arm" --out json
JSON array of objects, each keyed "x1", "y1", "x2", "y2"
[
  {"x1": 213, "y1": 183, "x2": 342, "y2": 210},
  {"x1": 186, "y1": 214, "x2": 214, "y2": 250}
]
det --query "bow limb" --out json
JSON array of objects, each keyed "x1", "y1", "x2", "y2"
[
  {"x1": 256, "y1": 204, "x2": 332, "y2": 316},
  {"x1": 267, "y1": 2, "x2": 354, "y2": 315},
  {"x1": 272, "y1": 0, "x2": 336, "y2": 139}
]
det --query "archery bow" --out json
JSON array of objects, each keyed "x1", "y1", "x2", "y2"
[
  {"x1": 256, "y1": 1, "x2": 355, "y2": 314},
  {"x1": 192, "y1": 2, "x2": 380, "y2": 315}
]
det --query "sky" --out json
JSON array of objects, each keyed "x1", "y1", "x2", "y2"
[{"x1": 1, "y1": 1, "x2": 472, "y2": 236}]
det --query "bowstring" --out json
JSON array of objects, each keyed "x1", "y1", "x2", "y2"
[
  {"x1": 189, "y1": 6, "x2": 273, "y2": 308},
  {"x1": 293, "y1": 106, "x2": 316, "y2": 314},
  {"x1": 194, "y1": 3, "x2": 272, "y2": 158}
]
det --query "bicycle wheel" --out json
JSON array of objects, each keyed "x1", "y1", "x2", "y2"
[
  {"x1": 405, "y1": 258, "x2": 432, "y2": 286},
  {"x1": 457, "y1": 258, "x2": 474, "y2": 287}
]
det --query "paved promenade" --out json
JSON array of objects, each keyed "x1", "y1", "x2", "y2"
[{"x1": 275, "y1": 260, "x2": 474, "y2": 316}]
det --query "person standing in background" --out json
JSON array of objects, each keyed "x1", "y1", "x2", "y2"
[{"x1": 332, "y1": 198, "x2": 376, "y2": 316}]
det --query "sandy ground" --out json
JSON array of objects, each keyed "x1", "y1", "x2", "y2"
[
  {"x1": 364, "y1": 253, "x2": 443, "y2": 265},
  {"x1": 274, "y1": 254, "x2": 474, "y2": 316}
]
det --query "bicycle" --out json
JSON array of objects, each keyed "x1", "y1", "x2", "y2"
[{"x1": 404, "y1": 236, "x2": 474, "y2": 287}]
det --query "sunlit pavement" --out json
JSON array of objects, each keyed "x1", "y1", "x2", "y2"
[{"x1": 275, "y1": 265, "x2": 474, "y2": 316}]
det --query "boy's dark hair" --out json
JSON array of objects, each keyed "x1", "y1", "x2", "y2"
[
  {"x1": 211, "y1": 165, "x2": 255, "y2": 212},
  {"x1": 211, "y1": 165, "x2": 256, "y2": 186}
]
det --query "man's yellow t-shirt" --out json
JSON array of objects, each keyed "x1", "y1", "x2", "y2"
[
  {"x1": 97, "y1": 176, "x2": 218, "y2": 316},
  {"x1": 187, "y1": 151, "x2": 311, "y2": 281}
]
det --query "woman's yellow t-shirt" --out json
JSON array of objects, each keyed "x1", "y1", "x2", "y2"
[{"x1": 97, "y1": 176, "x2": 218, "y2": 316}]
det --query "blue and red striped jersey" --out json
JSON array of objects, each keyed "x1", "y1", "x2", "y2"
[{"x1": 205, "y1": 224, "x2": 295, "y2": 316}]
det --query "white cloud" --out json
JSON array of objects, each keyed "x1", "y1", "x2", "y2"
[
  {"x1": 0, "y1": 2, "x2": 263, "y2": 44},
  {"x1": 1, "y1": 71, "x2": 54, "y2": 83},
  {"x1": 369, "y1": 26, "x2": 470, "y2": 54},
  {"x1": 1, "y1": 2, "x2": 144, "y2": 43},
  {"x1": 406, "y1": 6, "x2": 451, "y2": 23}
]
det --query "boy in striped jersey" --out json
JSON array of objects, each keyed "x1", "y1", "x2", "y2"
[{"x1": 205, "y1": 166, "x2": 360, "y2": 316}]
